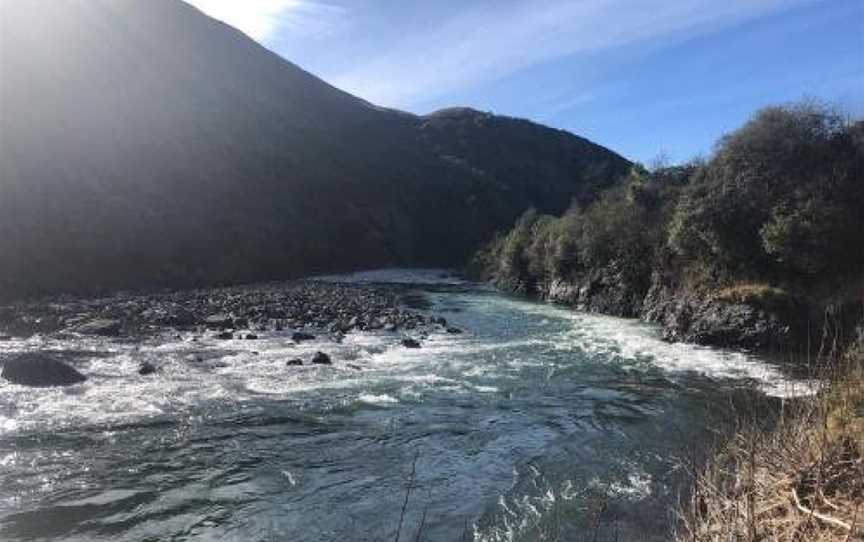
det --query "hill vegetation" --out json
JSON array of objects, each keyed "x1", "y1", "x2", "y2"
[{"x1": 472, "y1": 101, "x2": 864, "y2": 354}]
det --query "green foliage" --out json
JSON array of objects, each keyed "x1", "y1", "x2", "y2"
[
  {"x1": 476, "y1": 100, "x2": 863, "y2": 304},
  {"x1": 475, "y1": 163, "x2": 690, "y2": 295},
  {"x1": 668, "y1": 101, "x2": 864, "y2": 278}
]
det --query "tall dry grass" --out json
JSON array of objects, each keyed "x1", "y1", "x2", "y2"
[{"x1": 676, "y1": 350, "x2": 864, "y2": 541}]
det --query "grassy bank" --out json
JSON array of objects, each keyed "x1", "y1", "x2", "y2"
[{"x1": 677, "y1": 352, "x2": 864, "y2": 540}]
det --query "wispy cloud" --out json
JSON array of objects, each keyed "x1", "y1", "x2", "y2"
[
  {"x1": 326, "y1": 0, "x2": 812, "y2": 108},
  {"x1": 185, "y1": 0, "x2": 345, "y2": 42}
]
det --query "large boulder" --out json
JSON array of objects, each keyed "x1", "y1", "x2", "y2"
[
  {"x1": 73, "y1": 318, "x2": 122, "y2": 337},
  {"x1": 1, "y1": 353, "x2": 87, "y2": 387}
]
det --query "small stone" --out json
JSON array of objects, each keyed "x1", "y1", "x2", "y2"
[
  {"x1": 245, "y1": 333, "x2": 258, "y2": 340},
  {"x1": 138, "y1": 361, "x2": 157, "y2": 376},
  {"x1": 286, "y1": 358, "x2": 304, "y2": 366},
  {"x1": 215, "y1": 331, "x2": 233, "y2": 340},
  {"x1": 446, "y1": 327, "x2": 463, "y2": 334},
  {"x1": 401, "y1": 338, "x2": 421, "y2": 349},
  {"x1": 311, "y1": 351, "x2": 332, "y2": 365},
  {"x1": 292, "y1": 331, "x2": 316, "y2": 342}
]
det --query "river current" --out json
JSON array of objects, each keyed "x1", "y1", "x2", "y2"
[{"x1": 0, "y1": 270, "x2": 813, "y2": 541}]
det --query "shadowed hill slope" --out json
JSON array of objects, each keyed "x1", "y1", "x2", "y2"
[{"x1": 0, "y1": 0, "x2": 630, "y2": 299}]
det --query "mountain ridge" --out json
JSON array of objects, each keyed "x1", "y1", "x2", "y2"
[{"x1": 0, "y1": 0, "x2": 630, "y2": 300}]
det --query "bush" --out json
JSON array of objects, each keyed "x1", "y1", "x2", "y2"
[
  {"x1": 668, "y1": 101, "x2": 864, "y2": 279},
  {"x1": 472, "y1": 164, "x2": 686, "y2": 295}
]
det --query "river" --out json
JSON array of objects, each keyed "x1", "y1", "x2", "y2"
[{"x1": 0, "y1": 270, "x2": 813, "y2": 541}]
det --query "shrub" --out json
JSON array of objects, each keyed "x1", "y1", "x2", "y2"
[{"x1": 668, "y1": 101, "x2": 864, "y2": 279}]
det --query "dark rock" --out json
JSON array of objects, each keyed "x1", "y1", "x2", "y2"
[
  {"x1": 680, "y1": 300, "x2": 802, "y2": 351},
  {"x1": 215, "y1": 331, "x2": 234, "y2": 340},
  {"x1": 432, "y1": 316, "x2": 447, "y2": 326},
  {"x1": 1, "y1": 353, "x2": 87, "y2": 387},
  {"x1": 0, "y1": 334, "x2": 11, "y2": 342},
  {"x1": 642, "y1": 276, "x2": 806, "y2": 352},
  {"x1": 138, "y1": 361, "x2": 157, "y2": 376},
  {"x1": 367, "y1": 318, "x2": 383, "y2": 330},
  {"x1": 401, "y1": 338, "x2": 421, "y2": 349},
  {"x1": 245, "y1": 333, "x2": 258, "y2": 340},
  {"x1": 446, "y1": 326, "x2": 463, "y2": 334},
  {"x1": 74, "y1": 318, "x2": 121, "y2": 337},
  {"x1": 292, "y1": 331, "x2": 316, "y2": 343},
  {"x1": 164, "y1": 309, "x2": 198, "y2": 327},
  {"x1": 311, "y1": 351, "x2": 332, "y2": 365},
  {"x1": 286, "y1": 358, "x2": 304, "y2": 366}
]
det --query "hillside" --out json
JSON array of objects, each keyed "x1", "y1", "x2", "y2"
[{"x1": 0, "y1": 0, "x2": 630, "y2": 299}]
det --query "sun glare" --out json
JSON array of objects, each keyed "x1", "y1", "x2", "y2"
[{"x1": 184, "y1": 0, "x2": 300, "y2": 40}]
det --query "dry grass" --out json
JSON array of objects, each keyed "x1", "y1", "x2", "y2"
[
  {"x1": 713, "y1": 283, "x2": 794, "y2": 309},
  {"x1": 676, "y1": 358, "x2": 864, "y2": 541}
]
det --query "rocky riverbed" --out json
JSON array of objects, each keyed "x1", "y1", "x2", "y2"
[
  {"x1": 0, "y1": 270, "x2": 816, "y2": 542},
  {"x1": 0, "y1": 279, "x2": 463, "y2": 386}
]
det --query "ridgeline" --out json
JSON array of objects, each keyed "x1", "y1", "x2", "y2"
[{"x1": 0, "y1": 0, "x2": 629, "y2": 300}]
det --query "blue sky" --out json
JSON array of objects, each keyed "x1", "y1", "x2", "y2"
[{"x1": 187, "y1": 0, "x2": 864, "y2": 163}]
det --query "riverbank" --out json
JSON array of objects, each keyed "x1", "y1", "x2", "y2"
[
  {"x1": 0, "y1": 278, "x2": 463, "y2": 386},
  {"x1": 0, "y1": 280, "x2": 447, "y2": 341},
  {"x1": 677, "y1": 347, "x2": 864, "y2": 540}
]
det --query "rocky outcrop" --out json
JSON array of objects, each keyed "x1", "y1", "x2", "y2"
[
  {"x1": 641, "y1": 275, "x2": 807, "y2": 352},
  {"x1": 503, "y1": 264, "x2": 809, "y2": 353},
  {"x1": 1, "y1": 353, "x2": 87, "y2": 387},
  {"x1": 543, "y1": 276, "x2": 643, "y2": 318},
  {"x1": 527, "y1": 260, "x2": 650, "y2": 319}
]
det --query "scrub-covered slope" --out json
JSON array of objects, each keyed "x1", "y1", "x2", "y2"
[{"x1": 0, "y1": 0, "x2": 629, "y2": 298}]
